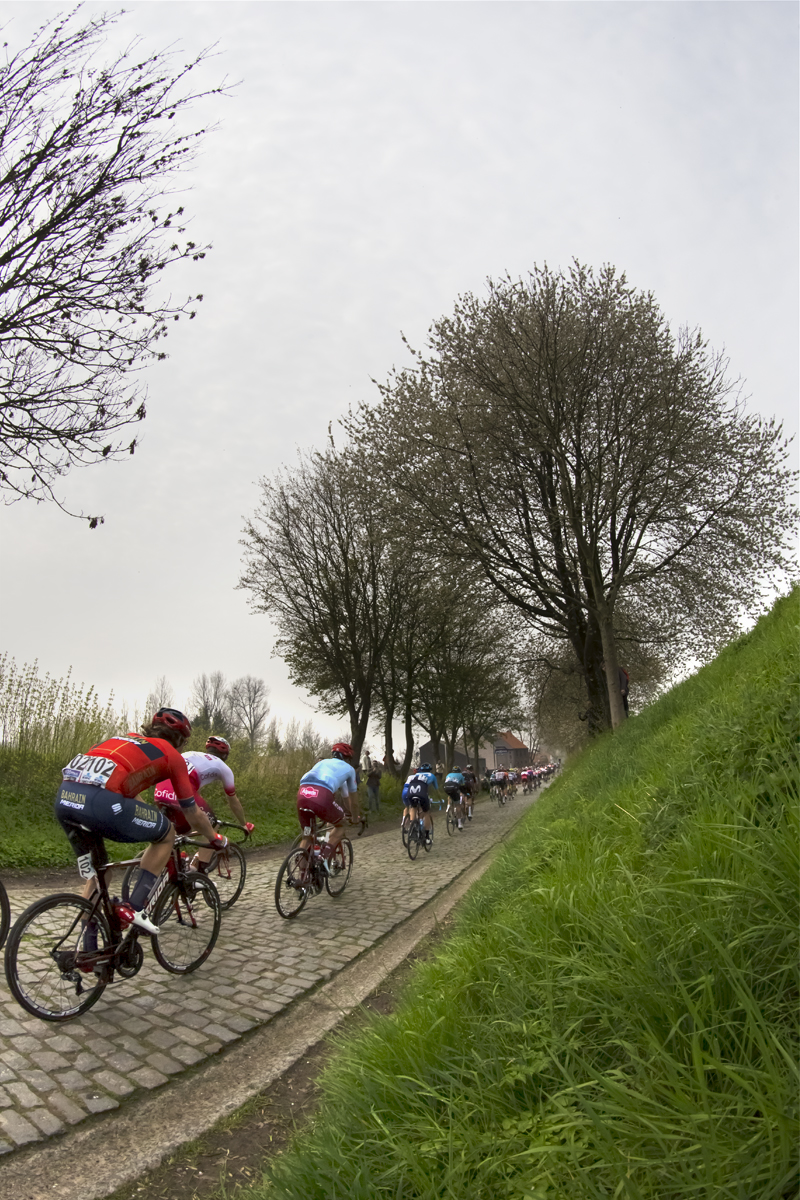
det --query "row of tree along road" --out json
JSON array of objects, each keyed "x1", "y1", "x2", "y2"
[{"x1": 239, "y1": 265, "x2": 796, "y2": 762}]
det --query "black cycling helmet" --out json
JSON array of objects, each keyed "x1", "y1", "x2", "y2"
[{"x1": 420, "y1": 762, "x2": 432, "y2": 771}]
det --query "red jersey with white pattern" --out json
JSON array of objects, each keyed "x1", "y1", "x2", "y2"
[
  {"x1": 61, "y1": 734, "x2": 194, "y2": 801},
  {"x1": 182, "y1": 751, "x2": 236, "y2": 797}
]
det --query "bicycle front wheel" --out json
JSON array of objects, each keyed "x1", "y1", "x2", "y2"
[
  {"x1": 209, "y1": 843, "x2": 247, "y2": 910},
  {"x1": 275, "y1": 849, "x2": 310, "y2": 919},
  {"x1": 4, "y1": 894, "x2": 112, "y2": 1022},
  {"x1": 151, "y1": 876, "x2": 221, "y2": 974},
  {"x1": 325, "y1": 839, "x2": 353, "y2": 897},
  {"x1": 0, "y1": 877, "x2": 10, "y2": 951}
]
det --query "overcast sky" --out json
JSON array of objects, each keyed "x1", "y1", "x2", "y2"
[{"x1": 0, "y1": 0, "x2": 797, "y2": 744}]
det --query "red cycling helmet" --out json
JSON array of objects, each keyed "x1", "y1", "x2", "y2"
[
  {"x1": 205, "y1": 735, "x2": 231, "y2": 759},
  {"x1": 151, "y1": 707, "x2": 192, "y2": 739},
  {"x1": 331, "y1": 742, "x2": 354, "y2": 761}
]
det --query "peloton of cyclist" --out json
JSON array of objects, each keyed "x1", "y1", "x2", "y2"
[
  {"x1": 443, "y1": 766, "x2": 467, "y2": 830},
  {"x1": 403, "y1": 762, "x2": 437, "y2": 845},
  {"x1": 296, "y1": 743, "x2": 358, "y2": 868},
  {"x1": 54, "y1": 708, "x2": 227, "y2": 932},
  {"x1": 154, "y1": 735, "x2": 254, "y2": 869}
]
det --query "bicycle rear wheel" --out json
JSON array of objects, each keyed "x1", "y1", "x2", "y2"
[
  {"x1": 151, "y1": 876, "x2": 221, "y2": 974},
  {"x1": 0, "y1": 877, "x2": 10, "y2": 951},
  {"x1": 121, "y1": 858, "x2": 144, "y2": 904},
  {"x1": 325, "y1": 839, "x2": 353, "y2": 897},
  {"x1": 275, "y1": 849, "x2": 311, "y2": 919},
  {"x1": 446, "y1": 811, "x2": 457, "y2": 836},
  {"x1": 4, "y1": 894, "x2": 112, "y2": 1021},
  {"x1": 407, "y1": 823, "x2": 420, "y2": 860},
  {"x1": 208, "y1": 843, "x2": 246, "y2": 910},
  {"x1": 401, "y1": 815, "x2": 411, "y2": 847}
]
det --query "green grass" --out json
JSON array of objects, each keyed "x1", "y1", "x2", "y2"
[
  {"x1": 231, "y1": 589, "x2": 799, "y2": 1200},
  {"x1": 0, "y1": 738, "x2": 406, "y2": 869}
]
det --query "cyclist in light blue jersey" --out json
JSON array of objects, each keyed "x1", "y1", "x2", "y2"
[
  {"x1": 444, "y1": 768, "x2": 467, "y2": 830},
  {"x1": 296, "y1": 743, "x2": 357, "y2": 868}
]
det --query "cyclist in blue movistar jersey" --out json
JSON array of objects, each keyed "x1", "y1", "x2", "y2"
[{"x1": 402, "y1": 763, "x2": 438, "y2": 845}]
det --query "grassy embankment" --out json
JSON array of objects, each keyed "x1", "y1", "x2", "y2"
[
  {"x1": 0, "y1": 658, "x2": 404, "y2": 869},
  {"x1": 238, "y1": 590, "x2": 798, "y2": 1200}
]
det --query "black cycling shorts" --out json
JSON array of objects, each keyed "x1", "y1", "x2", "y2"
[
  {"x1": 54, "y1": 781, "x2": 171, "y2": 863},
  {"x1": 406, "y1": 787, "x2": 431, "y2": 813}
]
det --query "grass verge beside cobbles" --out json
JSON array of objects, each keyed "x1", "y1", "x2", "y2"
[
  {"x1": 233, "y1": 589, "x2": 799, "y2": 1200},
  {"x1": 1, "y1": 747, "x2": 406, "y2": 870}
]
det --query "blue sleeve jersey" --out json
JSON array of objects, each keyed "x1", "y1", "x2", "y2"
[
  {"x1": 445, "y1": 771, "x2": 465, "y2": 785},
  {"x1": 300, "y1": 758, "x2": 358, "y2": 797}
]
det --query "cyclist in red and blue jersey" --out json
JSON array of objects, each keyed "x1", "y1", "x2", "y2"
[{"x1": 54, "y1": 708, "x2": 227, "y2": 931}]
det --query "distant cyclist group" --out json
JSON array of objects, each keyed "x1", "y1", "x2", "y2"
[{"x1": 2, "y1": 704, "x2": 558, "y2": 1020}]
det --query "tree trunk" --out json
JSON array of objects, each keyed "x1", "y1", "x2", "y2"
[
  {"x1": 400, "y1": 703, "x2": 414, "y2": 776},
  {"x1": 383, "y1": 711, "x2": 398, "y2": 775},
  {"x1": 349, "y1": 705, "x2": 372, "y2": 766},
  {"x1": 597, "y1": 608, "x2": 626, "y2": 730}
]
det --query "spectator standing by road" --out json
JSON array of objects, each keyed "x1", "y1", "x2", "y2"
[
  {"x1": 366, "y1": 761, "x2": 382, "y2": 815},
  {"x1": 435, "y1": 759, "x2": 445, "y2": 789}
]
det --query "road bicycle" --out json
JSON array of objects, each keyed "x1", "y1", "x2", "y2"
[
  {"x1": 275, "y1": 816, "x2": 353, "y2": 919},
  {"x1": 122, "y1": 819, "x2": 250, "y2": 911},
  {"x1": 0, "y1": 876, "x2": 10, "y2": 951},
  {"x1": 445, "y1": 792, "x2": 467, "y2": 835},
  {"x1": 4, "y1": 840, "x2": 221, "y2": 1023},
  {"x1": 292, "y1": 810, "x2": 364, "y2": 852},
  {"x1": 406, "y1": 810, "x2": 433, "y2": 860},
  {"x1": 491, "y1": 783, "x2": 507, "y2": 807}
]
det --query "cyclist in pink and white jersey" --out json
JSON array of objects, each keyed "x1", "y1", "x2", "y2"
[{"x1": 154, "y1": 735, "x2": 253, "y2": 867}]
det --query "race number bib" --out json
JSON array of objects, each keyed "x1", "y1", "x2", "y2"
[{"x1": 62, "y1": 754, "x2": 116, "y2": 788}]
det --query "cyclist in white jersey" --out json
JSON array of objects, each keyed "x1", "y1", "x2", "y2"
[{"x1": 153, "y1": 734, "x2": 253, "y2": 867}]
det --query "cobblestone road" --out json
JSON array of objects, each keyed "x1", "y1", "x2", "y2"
[{"x1": 0, "y1": 793, "x2": 537, "y2": 1155}]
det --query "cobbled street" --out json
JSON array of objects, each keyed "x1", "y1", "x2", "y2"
[{"x1": 0, "y1": 792, "x2": 537, "y2": 1156}]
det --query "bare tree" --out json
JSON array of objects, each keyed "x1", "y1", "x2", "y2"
[
  {"x1": 190, "y1": 671, "x2": 230, "y2": 732},
  {"x1": 263, "y1": 715, "x2": 282, "y2": 754},
  {"x1": 354, "y1": 263, "x2": 797, "y2": 732},
  {"x1": 228, "y1": 675, "x2": 270, "y2": 749},
  {"x1": 0, "y1": 10, "x2": 223, "y2": 523},
  {"x1": 282, "y1": 716, "x2": 300, "y2": 753},
  {"x1": 239, "y1": 449, "x2": 406, "y2": 762},
  {"x1": 144, "y1": 675, "x2": 173, "y2": 718}
]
